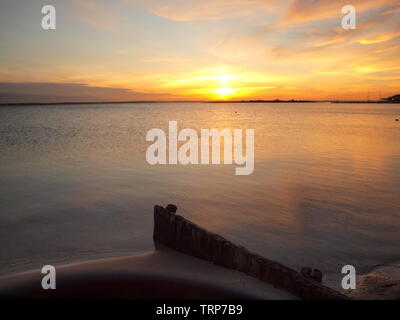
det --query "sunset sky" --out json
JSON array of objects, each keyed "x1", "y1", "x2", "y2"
[{"x1": 0, "y1": 0, "x2": 399, "y2": 102}]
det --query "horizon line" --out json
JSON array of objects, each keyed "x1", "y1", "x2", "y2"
[{"x1": 1, "y1": 99, "x2": 398, "y2": 106}]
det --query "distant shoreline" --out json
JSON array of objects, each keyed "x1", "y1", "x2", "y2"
[
  {"x1": 0, "y1": 100, "x2": 399, "y2": 106},
  {"x1": 331, "y1": 100, "x2": 400, "y2": 104}
]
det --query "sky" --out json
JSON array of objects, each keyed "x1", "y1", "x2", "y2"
[{"x1": 0, "y1": 0, "x2": 399, "y2": 102}]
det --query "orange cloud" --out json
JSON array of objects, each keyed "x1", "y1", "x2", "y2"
[
  {"x1": 358, "y1": 31, "x2": 400, "y2": 44},
  {"x1": 280, "y1": 0, "x2": 399, "y2": 25},
  {"x1": 70, "y1": 0, "x2": 121, "y2": 31},
  {"x1": 380, "y1": 7, "x2": 400, "y2": 15},
  {"x1": 140, "y1": 0, "x2": 279, "y2": 21},
  {"x1": 313, "y1": 20, "x2": 384, "y2": 47}
]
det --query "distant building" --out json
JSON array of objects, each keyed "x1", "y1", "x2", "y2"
[{"x1": 382, "y1": 94, "x2": 400, "y2": 102}]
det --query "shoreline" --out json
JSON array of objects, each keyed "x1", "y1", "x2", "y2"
[
  {"x1": 1, "y1": 203, "x2": 398, "y2": 300},
  {"x1": 1, "y1": 250, "x2": 400, "y2": 300}
]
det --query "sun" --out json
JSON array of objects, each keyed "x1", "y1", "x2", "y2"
[{"x1": 214, "y1": 87, "x2": 236, "y2": 99}]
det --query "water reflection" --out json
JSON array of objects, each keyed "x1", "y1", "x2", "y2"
[{"x1": 0, "y1": 103, "x2": 399, "y2": 285}]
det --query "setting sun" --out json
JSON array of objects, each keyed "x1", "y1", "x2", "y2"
[{"x1": 214, "y1": 87, "x2": 236, "y2": 99}]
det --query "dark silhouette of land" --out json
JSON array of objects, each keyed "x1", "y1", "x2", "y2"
[
  {"x1": 0, "y1": 99, "x2": 317, "y2": 106},
  {"x1": 332, "y1": 94, "x2": 400, "y2": 104},
  {"x1": 0, "y1": 95, "x2": 399, "y2": 106}
]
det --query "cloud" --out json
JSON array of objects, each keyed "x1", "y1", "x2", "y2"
[
  {"x1": 140, "y1": 0, "x2": 279, "y2": 21},
  {"x1": 312, "y1": 21, "x2": 380, "y2": 47},
  {"x1": 280, "y1": 0, "x2": 399, "y2": 25},
  {"x1": 380, "y1": 7, "x2": 400, "y2": 15},
  {"x1": 68, "y1": 0, "x2": 145, "y2": 33},
  {"x1": 69, "y1": 0, "x2": 119, "y2": 31},
  {"x1": 0, "y1": 83, "x2": 178, "y2": 103},
  {"x1": 358, "y1": 31, "x2": 400, "y2": 44}
]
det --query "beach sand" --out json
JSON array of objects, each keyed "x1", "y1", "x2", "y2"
[
  {"x1": 0, "y1": 248, "x2": 296, "y2": 300},
  {"x1": 344, "y1": 262, "x2": 400, "y2": 300}
]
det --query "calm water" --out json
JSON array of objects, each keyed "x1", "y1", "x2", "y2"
[{"x1": 1, "y1": 102, "x2": 400, "y2": 288}]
